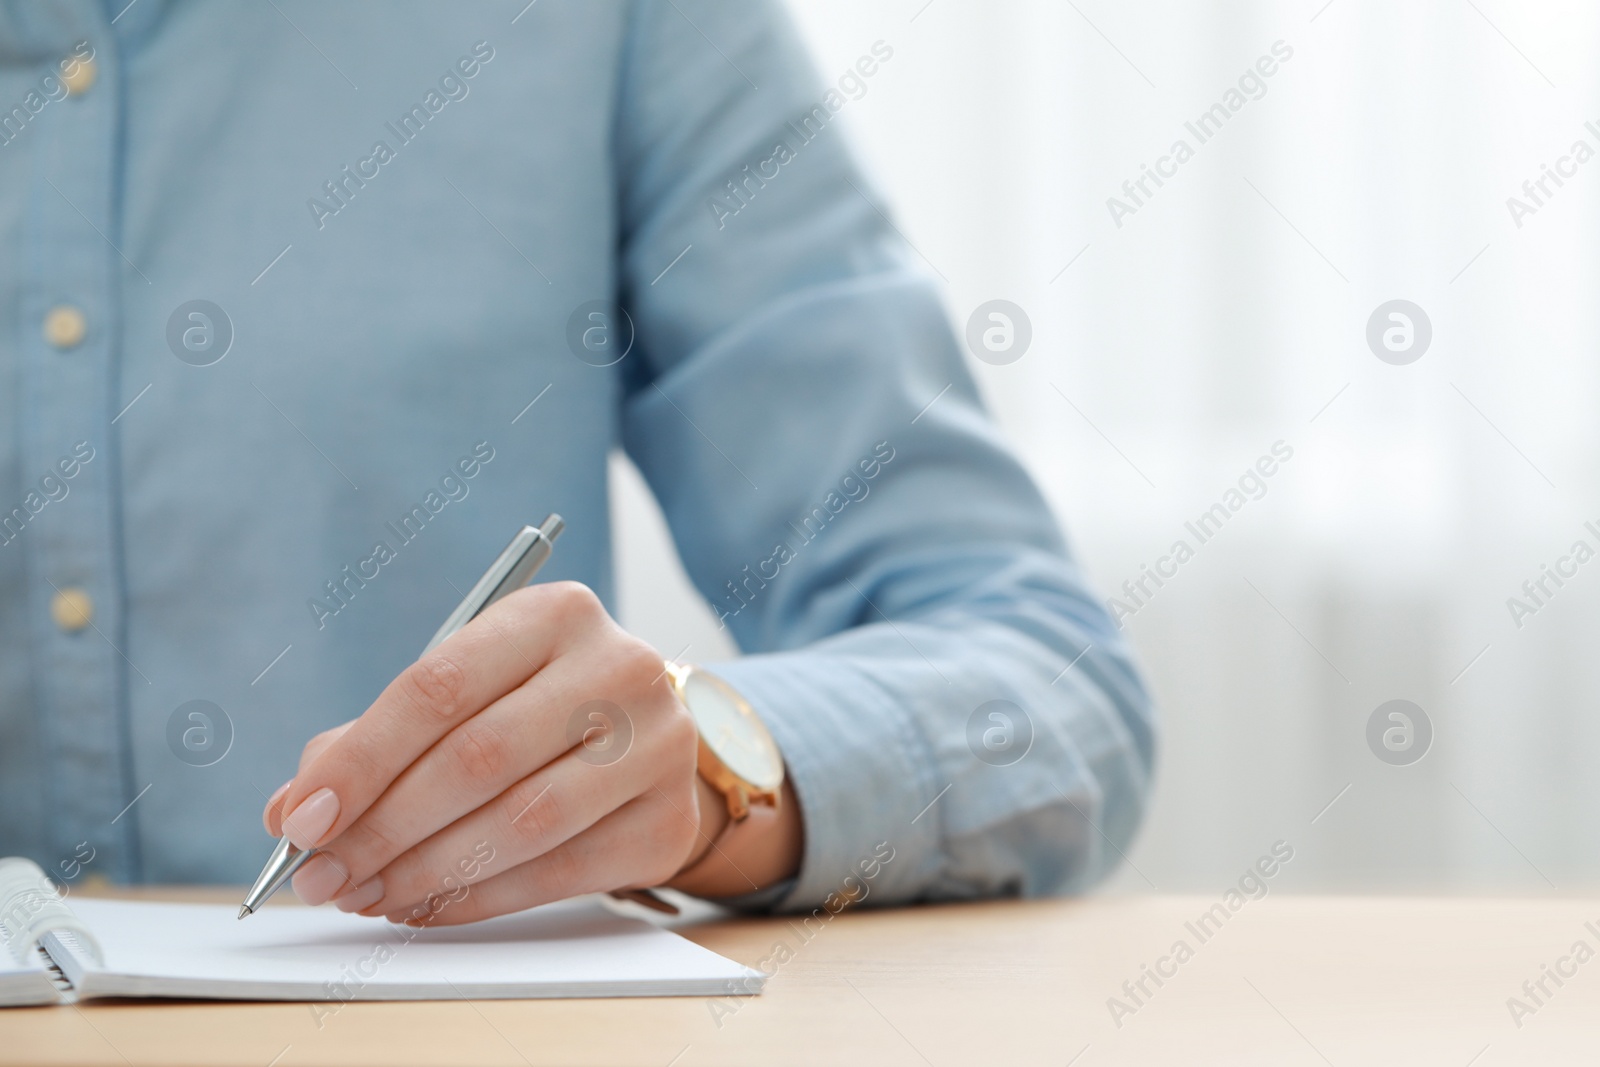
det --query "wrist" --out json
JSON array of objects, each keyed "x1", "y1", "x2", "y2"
[
  {"x1": 659, "y1": 660, "x2": 801, "y2": 900},
  {"x1": 682, "y1": 775, "x2": 732, "y2": 870},
  {"x1": 667, "y1": 776, "x2": 802, "y2": 900}
]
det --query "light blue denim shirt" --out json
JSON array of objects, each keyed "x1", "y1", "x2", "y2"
[{"x1": 0, "y1": 0, "x2": 1155, "y2": 910}]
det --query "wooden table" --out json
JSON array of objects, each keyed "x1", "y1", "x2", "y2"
[{"x1": 7, "y1": 890, "x2": 1600, "y2": 1065}]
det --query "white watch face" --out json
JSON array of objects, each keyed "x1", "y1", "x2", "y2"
[{"x1": 682, "y1": 671, "x2": 784, "y2": 790}]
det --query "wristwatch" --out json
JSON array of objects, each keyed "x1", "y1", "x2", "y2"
[
  {"x1": 663, "y1": 661, "x2": 785, "y2": 896},
  {"x1": 666, "y1": 661, "x2": 783, "y2": 818}
]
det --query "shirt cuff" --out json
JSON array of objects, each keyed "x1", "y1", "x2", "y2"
[{"x1": 710, "y1": 649, "x2": 940, "y2": 913}]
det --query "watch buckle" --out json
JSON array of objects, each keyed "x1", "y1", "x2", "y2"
[{"x1": 727, "y1": 784, "x2": 751, "y2": 822}]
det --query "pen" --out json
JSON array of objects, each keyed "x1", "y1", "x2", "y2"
[{"x1": 238, "y1": 514, "x2": 566, "y2": 919}]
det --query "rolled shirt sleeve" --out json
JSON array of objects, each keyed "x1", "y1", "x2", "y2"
[{"x1": 614, "y1": 0, "x2": 1156, "y2": 909}]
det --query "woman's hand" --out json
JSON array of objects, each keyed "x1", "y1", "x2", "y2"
[{"x1": 262, "y1": 581, "x2": 712, "y2": 926}]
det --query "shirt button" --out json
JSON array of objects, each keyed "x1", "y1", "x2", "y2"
[
  {"x1": 62, "y1": 55, "x2": 97, "y2": 97},
  {"x1": 43, "y1": 306, "x2": 87, "y2": 350},
  {"x1": 51, "y1": 588, "x2": 94, "y2": 633}
]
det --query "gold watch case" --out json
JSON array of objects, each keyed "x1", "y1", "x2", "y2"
[{"x1": 664, "y1": 662, "x2": 784, "y2": 821}]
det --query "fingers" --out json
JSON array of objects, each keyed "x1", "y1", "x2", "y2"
[
  {"x1": 379, "y1": 790, "x2": 695, "y2": 927},
  {"x1": 268, "y1": 579, "x2": 705, "y2": 922},
  {"x1": 310, "y1": 657, "x2": 604, "y2": 894},
  {"x1": 332, "y1": 711, "x2": 693, "y2": 913},
  {"x1": 317, "y1": 630, "x2": 674, "y2": 894},
  {"x1": 263, "y1": 721, "x2": 355, "y2": 835},
  {"x1": 262, "y1": 779, "x2": 292, "y2": 836},
  {"x1": 276, "y1": 583, "x2": 603, "y2": 851}
]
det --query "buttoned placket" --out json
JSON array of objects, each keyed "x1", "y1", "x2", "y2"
[{"x1": 18, "y1": 5, "x2": 138, "y2": 882}]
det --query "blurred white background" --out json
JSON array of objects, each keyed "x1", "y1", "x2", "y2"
[{"x1": 613, "y1": 0, "x2": 1600, "y2": 895}]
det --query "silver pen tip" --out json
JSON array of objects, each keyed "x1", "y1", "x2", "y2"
[{"x1": 237, "y1": 906, "x2": 252, "y2": 920}]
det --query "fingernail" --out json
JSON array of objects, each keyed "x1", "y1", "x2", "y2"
[
  {"x1": 335, "y1": 877, "x2": 385, "y2": 914},
  {"x1": 263, "y1": 780, "x2": 292, "y2": 834},
  {"x1": 283, "y1": 787, "x2": 340, "y2": 850},
  {"x1": 292, "y1": 852, "x2": 353, "y2": 907}
]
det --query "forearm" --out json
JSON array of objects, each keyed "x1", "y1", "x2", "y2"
[
  {"x1": 613, "y1": 0, "x2": 1155, "y2": 910},
  {"x1": 709, "y1": 591, "x2": 1153, "y2": 911}
]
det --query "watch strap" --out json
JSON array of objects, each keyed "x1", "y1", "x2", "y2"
[{"x1": 666, "y1": 801, "x2": 779, "y2": 898}]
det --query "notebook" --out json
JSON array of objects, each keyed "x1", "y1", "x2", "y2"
[{"x1": 0, "y1": 858, "x2": 762, "y2": 1005}]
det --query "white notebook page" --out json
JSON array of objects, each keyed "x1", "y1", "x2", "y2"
[{"x1": 51, "y1": 897, "x2": 760, "y2": 1002}]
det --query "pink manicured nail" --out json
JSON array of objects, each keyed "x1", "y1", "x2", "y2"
[
  {"x1": 334, "y1": 877, "x2": 385, "y2": 914},
  {"x1": 283, "y1": 787, "x2": 340, "y2": 850},
  {"x1": 292, "y1": 852, "x2": 352, "y2": 907},
  {"x1": 263, "y1": 779, "x2": 293, "y2": 833}
]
